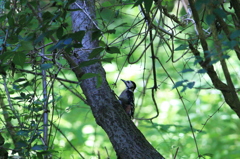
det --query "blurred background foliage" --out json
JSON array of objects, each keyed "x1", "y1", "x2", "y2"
[{"x1": 0, "y1": 0, "x2": 239, "y2": 158}]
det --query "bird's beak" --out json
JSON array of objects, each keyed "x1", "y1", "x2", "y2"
[
  {"x1": 121, "y1": 79, "x2": 126, "y2": 83},
  {"x1": 121, "y1": 79, "x2": 127, "y2": 86}
]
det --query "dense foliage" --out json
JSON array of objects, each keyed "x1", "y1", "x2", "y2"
[{"x1": 0, "y1": 0, "x2": 239, "y2": 158}]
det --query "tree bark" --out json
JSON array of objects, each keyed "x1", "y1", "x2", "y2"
[{"x1": 70, "y1": 0, "x2": 164, "y2": 158}]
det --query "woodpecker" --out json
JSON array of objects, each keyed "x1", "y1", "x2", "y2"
[{"x1": 118, "y1": 79, "x2": 136, "y2": 119}]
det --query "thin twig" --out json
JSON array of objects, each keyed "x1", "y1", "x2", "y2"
[
  {"x1": 155, "y1": 56, "x2": 201, "y2": 157},
  {"x1": 74, "y1": 2, "x2": 100, "y2": 30},
  {"x1": 51, "y1": 121, "x2": 85, "y2": 159}
]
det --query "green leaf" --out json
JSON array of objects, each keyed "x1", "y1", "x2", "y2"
[
  {"x1": 32, "y1": 145, "x2": 47, "y2": 151},
  {"x1": 92, "y1": 30, "x2": 102, "y2": 41},
  {"x1": 0, "y1": 51, "x2": 15, "y2": 63},
  {"x1": 48, "y1": 38, "x2": 72, "y2": 51},
  {"x1": 14, "y1": 78, "x2": 27, "y2": 83},
  {"x1": 96, "y1": 74, "x2": 102, "y2": 88},
  {"x1": 105, "y1": 29, "x2": 116, "y2": 34},
  {"x1": 187, "y1": 82, "x2": 195, "y2": 89},
  {"x1": 172, "y1": 80, "x2": 188, "y2": 89},
  {"x1": 197, "y1": 69, "x2": 207, "y2": 74},
  {"x1": 12, "y1": 84, "x2": 20, "y2": 91},
  {"x1": 36, "y1": 152, "x2": 44, "y2": 159},
  {"x1": 34, "y1": 30, "x2": 56, "y2": 45},
  {"x1": 88, "y1": 48, "x2": 104, "y2": 59},
  {"x1": 0, "y1": 15, "x2": 6, "y2": 22},
  {"x1": 42, "y1": 11, "x2": 54, "y2": 21},
  {"x1": 5, "y1": 1, "x2": 11, "y2": 9},
  {"x1": 132, "y1": 0, "x2": 144, "y2": 8},
  {"x1": 230, "y1": 30, "x2": 240, "y2": 40},
  {"x1": 222, "y1": 54, "x2": 230, "y2": 59},
  {"x1": 16, "y1": 130, "x2": 29, "y2": 136},
  {"x1": 175, "y1": 44, "x2": 188, "y2": 51},
  {"x1": 202, "y1": 153, "x2": 214, "y2": 157},
  {"x1": 115, "y1": 23, "x2": 128, "y2": 28},
  {"x1": 181, "y1": 68, "x2": 194, "y2": 73},
  {"x1": 72, "y1": 43, "x2": 82, "y2": 48},
  {"x1": 19, "y1": 41, "x2": 34, "y2": 51},
  {"x1": 144, "y1": 0, "x2": 153, "y2": 13},
  {"x1": 194, "y1": 56, "x2": 203, "y2": 65},
  {"x1": 181, "y1": 86, "x2": 187, "y2": 92},
  {"x1": 80, "y1": 73, "x2": 97, "y2": 80},
  {"x1": 105, "y1": 46, "x2": 120, "y2": 54},
  {"x1": 102, "y1": 57, "x2": 114, "y2": 63},
  {"x1": 209, "y1": 59, "x2": 219, "y2": 65},
  {"x1": 70, "y1": 30, "x2": 85, "y2": 42},
  {"x1": 213, "y1": 8, "x2": 227, "y2": 18},
  {"x1": 56, "y1": 27, "x2": 64, "y2": 39},
  {"x1": 7, "y1": 35, "x2": 18, "y2": 44},
  {"x1": 13, "y1": 52, "x2": 26, "y2": 67},
  {"x1": 34, "y1": 33, "x2": 46, "y2": 44},
  {"x1": 206, "y1": 14, "x2": 215, "y2": 25},
  {"x1": 40, "y1": 63, "x2": 53, "y2": 70},
  {"x1": 16, "y1": 140, "x2": 27, "y2": 148},
  {"x1": 79, "y1": 59, "x2": 100, "y2": 67}
]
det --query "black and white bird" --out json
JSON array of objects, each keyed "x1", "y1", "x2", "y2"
[{"x1": 118, "y1": 79, "x2": 136, "y2": 119}]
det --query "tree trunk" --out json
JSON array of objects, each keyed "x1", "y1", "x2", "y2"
[{"x1": 70, "y1": 0, "x2": 164, "y2": 158}]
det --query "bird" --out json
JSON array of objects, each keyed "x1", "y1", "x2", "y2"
[{"x1": 118, "y1": 79, "x2": 136, "y2": 119}]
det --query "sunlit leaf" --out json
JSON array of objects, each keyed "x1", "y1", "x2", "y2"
[
  {"x1": 175, "y1": 44, "x2": 188, "y2": 51},
  {"x1": 105, "y1": 46, "x2": 120, "y2": 54},
  {"x1": 102, "y1": 57, "x2": 114, "y2": 63},
  {"x1": 88, "y1": 48, "x2": 104, "y2": 59}
]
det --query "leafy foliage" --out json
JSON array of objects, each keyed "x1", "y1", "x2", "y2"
[{"x1": 0, "y1": 0, "x2": 240, "y2": 158}]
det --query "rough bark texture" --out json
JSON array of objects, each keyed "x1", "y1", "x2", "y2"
[{"x1": 70, "y1": 0, "x2": 164, "y2": 158}]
